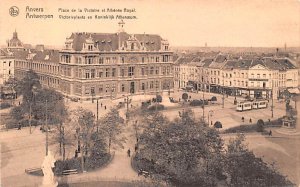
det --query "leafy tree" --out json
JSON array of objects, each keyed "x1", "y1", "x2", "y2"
[
  {"x1": 16, "y1": 70, "x2": 41, "y2": 102},
  {"x1": 182, "y1": 93, "x2": 188, "y2": 101},
  {"x1": 256, "y1": 119, "x2": 264, "y2": 132},
  {"x1": 98, "y1": 108, "x2": 126, "y2": 154},
  {"x1": 214, "y1": 121, "x2": 223, "y2": 129},
  {"x1": 225, "y1": 134, "x2": 293, "y2": 187},
  {"x1": 136, "y1": 110, "x2": 224, "y2": 186}
]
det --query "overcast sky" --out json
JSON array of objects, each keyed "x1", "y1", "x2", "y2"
[{"x1": 0, "y1": 0, "x2": 299, "y2": 47}]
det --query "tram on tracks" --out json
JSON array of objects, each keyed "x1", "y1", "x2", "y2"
[{"x1": 236, "y1": 99, "x2": 268, "y2": 112}]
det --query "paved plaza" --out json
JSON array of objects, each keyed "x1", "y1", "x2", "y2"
[{"x1": 0, "y1": 91, "x2": 297, "y2": 186}]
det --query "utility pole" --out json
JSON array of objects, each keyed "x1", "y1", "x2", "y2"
[
  {"x1": 202, "y1": 87, "x2": 205, "y2": 120},
  {"x1": 222, "y1": 79, "x2": 225, "y2": 108},
  {"x1": 271, "y1": 83, "x2": 274, "y2": 118},
  {"x1": 29, "y1": 100, "x2": 32, "y2": 134},
  {"x1": 45, "y1": 99, "x2": 48, "y2": 156},
  {"x1": 96, "y1": 99, "x2": 99, "y2": 132}
]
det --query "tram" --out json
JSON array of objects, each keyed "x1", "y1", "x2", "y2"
[{"x1": 236, "y1": 100, "x2": 268, "y2": 112}]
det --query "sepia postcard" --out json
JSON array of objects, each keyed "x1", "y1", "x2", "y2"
[{"x1": 0, "y1": 0, "x2": 299, "y2": 187}]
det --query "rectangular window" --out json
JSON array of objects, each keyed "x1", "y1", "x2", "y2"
[
  {"x1": 142, "y1": 57, "x2": 145, "y2": 63},
  {"x1": 121, "y1": 57, "x2": 125, "y2": 63},
  {"x1": 106, "y1": 57, "x2": 110, "y2": 64},
  {"x1": 150, "y1": 67, "x2": 154, "y2": 75},
  {"x1": 85, "y1": 70, "x2": 90, "y2": 79},
  {"x1": 79, "y1": 69, "x2": 82, "y2": 78},
  {"x1": 156, "y1": 57, "x2": 160, "y2": 62},
  {"x1": 121, "y1": 68, "x2": 125, "y2": 77},
  {"x1": 91, "y1": 69, "x2": 95, "y2": 78},
  {"x1": 85, "y1": 86, "x2": 90, "y2": 95},
  {"x1": 105, "y1": 84, "x2": 110, "y2": 93},
  {"x1": 98, "y1": 69, "x2": 103, "y2": 78},
  {"x1": 112, "y1": 57, "x2": 117, "y2": 63},
  {"x1": 99, "y1": 85, "x2": 103, "y2": 92},
  {"x1": 263, "y1": 74, "x2": 266, "y2": 78},
  {"x1": 162, "y1": 67, "x2": 166, "y2": 75},
  {"x1": 150, "y1": 81, "x2": 154, "y2": 89},
  {"x1": 151, "y1": 57, "x2": 154, "y2": 62},
  {"x1": 141, "y1": 67, "x2": 145, "y2": 76},
  {"x1": 128, "y1": 66, "x2": 134, "y2": 77},
  {"x1": 105, "y1": 68, "x2": 110, "y2": 77},
  {"x1": 166, "y1": 67, "x2": 170, "y2": 74},
  {"x1": 155, "y1": 67, "x2": 159, "y2": 75},
  {"x1": 99, "y1": 57, "x2": 104, "y2": 64},
  {"x1": 112, "y1": 68, "x2": 116, "y2": 77},
  {"x1": 257, "y1": 74, "x2": 260, "y2": 78}
]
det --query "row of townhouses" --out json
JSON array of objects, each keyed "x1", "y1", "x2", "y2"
[{"x1": 174, "y1": 54, "x2": 299, "y2": 99}]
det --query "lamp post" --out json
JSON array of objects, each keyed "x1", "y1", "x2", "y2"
[
  {"x1": 45, "y1": 99, "x2": 48, "y2": 156},
  {"x1": 208, "y1": 110, "x2": 214, "y2": 126}
]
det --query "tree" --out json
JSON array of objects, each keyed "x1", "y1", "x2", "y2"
[
  {"x1": 136, "y1": 110, "x2": 224, "y2": 186},
  {"x1": 98, "y1": 108, "x2": 126, "y2": 154},
  {"x1": 16, "y1": 70, "x2": 41, "y2": 102},
  {"x1": 225, "y1": 134, "x2": 293, "y2": 187},
  {"x1": 182, "y1": 93, "x2": 188, "y2": 101},
  {"x1": 256, "y1": 119, "x2": 264, "y2": 132},
  {"x1": 214, "y1": 121, "x2": 223, "y2": 129}
]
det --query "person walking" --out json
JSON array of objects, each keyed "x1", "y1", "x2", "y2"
[
  {"x1": 269, "y1": 130, "x2": 272, "y2": 136},
  {"x1": 127, "y1": 149, "x2": 131, "y2": 157},
  {"x1": 249, "y1": 118, "x2": 252, "y2": 123}
]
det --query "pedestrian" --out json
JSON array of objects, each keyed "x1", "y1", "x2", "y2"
[
  {"x1": 127, "y1": 149, "x2": 131, "y2": 157},
  {"x1": 18, "y1": 101, "x2": 21, "y2": 105},
  {"x1": 18, "y1": 123, "x2": 21, "y2": 130},
  {"x1": 104, "y1": 105, "x2": 106, "y2": 110},
  {"x1": 242, "y1": 117, "x2": 244, "y2": 122},
  {"x1": 135, "y1": 144, "x2": 138, "y2": 152},
  {"x1": 249, "y1": 118, "x2": 252, "y2": 123},
  {"x1": 269, "y1": 130, "x2": 272, "y2": 136}
]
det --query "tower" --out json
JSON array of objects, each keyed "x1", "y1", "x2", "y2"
[{"x1": 118, "y1": 20, "x2": 125, "y2": 33}]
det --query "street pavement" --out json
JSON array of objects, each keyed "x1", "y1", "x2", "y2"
[
  {"x1": 0, "y1": 91, "x2": 294, "y2": 186},
  {"x1": 222, "y1": 130, "x2": 300, "y2": 186}
]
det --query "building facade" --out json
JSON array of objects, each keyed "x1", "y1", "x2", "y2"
[
  {"x1": 0, "y1": 49, "x2": 14, "y2": 85},
  {"x1": 11, "y1": 27, "x2": 174, "y2": 100},
  {"x1": 175, "y1": 54, "x2": 299, "y2": 99}
]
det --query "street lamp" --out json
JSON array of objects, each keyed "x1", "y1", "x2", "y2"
[{"x1": 208, "y1": 110, "x2": 214, "y2": 126}]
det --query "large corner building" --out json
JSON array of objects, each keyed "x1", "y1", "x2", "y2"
[{"x1": 12, "y1": 23, "x2": 174, "y2": 100}]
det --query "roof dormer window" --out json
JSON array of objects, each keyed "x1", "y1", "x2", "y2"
[{"x1": 88, "y1": 45, "x2": 93, "y2": 51}]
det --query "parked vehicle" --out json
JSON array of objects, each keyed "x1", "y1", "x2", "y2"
[{"x1": 236, "y1": 99, "x2": 268, "y2": 111}]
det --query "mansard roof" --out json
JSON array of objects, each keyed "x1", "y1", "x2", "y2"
[
  {"x1": 32, "y1": 50, "x2": 59, "y2": 63},
  {"x1": 67, "y1": 32, "x2": 163, "y2": 51}
]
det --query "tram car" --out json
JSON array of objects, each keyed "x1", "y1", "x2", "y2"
[{"x1": 236, "y1": 99, "x2": 268, "y2": 112}]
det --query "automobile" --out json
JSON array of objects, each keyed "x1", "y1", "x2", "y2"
[{"x1": 70, "y1": 97, "x2": 79, "y2": 102}]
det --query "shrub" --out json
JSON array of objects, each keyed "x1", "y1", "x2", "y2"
[
  {"x1": 190, "y1": 100, "x2": 203, "y2": 106},
  {"x1": 211, "y1": 96, "x2": 217, "y2": 101},
  {"x1": 223, "y1": 124, "x2": 258, "y2": 134},
  {"x1": 182, "y1": 93, "x2": 188, "y2": 100},
  {"x1": 256, "y1": 119, "x2": 264, "y2": 132},
  {"x1": 85, "y1": 153, "x2": 111, "y2": 170},
  {"x1": 0, "y1": 102, "x2": 11, "y2": 109},
  {"x1": 54, "y1": 157, "x2": 82, "y2": 175},
  {"x1": 148, "y1": 104, "x2": 164, "y2": 111}
]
